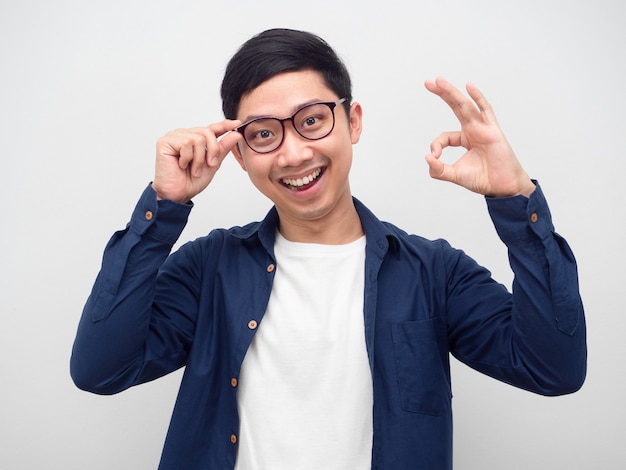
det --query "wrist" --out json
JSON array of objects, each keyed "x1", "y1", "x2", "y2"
[
  {"x1": 517, "y1": 178, "x2": 537, "y2": 198},
  {"x1": 151, "y1": 182, "x2": 191, "y2": 204}
]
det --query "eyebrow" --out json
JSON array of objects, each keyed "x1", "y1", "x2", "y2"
[{"x1": 240, "y1": 98, "x2": 329, "y2": 123}]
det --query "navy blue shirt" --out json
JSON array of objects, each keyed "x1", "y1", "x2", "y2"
[{"x1": 71, "y1": 182, "x2": 586, "y2": 469}]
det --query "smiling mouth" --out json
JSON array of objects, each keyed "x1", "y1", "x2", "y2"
[{"x1": 281, "y1": 167, "x2": 324, "y2": 191}]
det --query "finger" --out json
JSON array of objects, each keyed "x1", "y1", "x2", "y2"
[
  {"x1": 203, "y1": 136, "x2": 230, "y2": 169},
  {"x1": 159, "y1": 129, "x2": 204, "y2": 167},
  {"x1": 208, "y1": 119, "x2": 242, "y2": 139},
  {"x1": 171, "y1": 130, "x2": 209, "y2": 177},
  {"x1": 425, "y1": 77, "x2": 479, "y2": 124},
  {"x1": 179, "y1": 121, "x2": 240, "y2": 174},
  {"x1": 430, "y1": 131, "x2": 463, "y2": 157},
  {"x1": 215, "y1": 130, "x2": 243, "y2": 164},
  {"x1": 424, "y1": 153, "x2": 450, "y2": 181},
  {"x1": 159, "y1": 121, "x2": 242, "y2": 176},
  {"x1": 465, "y1": 82, "x2": 496, "y2": 122},
  {"x1": 190, "y1": 141, "x2": 210, "y2": 177},
  {"x1": 204, "y1": 120, "x2": 243, "y2": 167},
  {"x1": 175, "y1": 136, "x2": 196, "y2": 172},
  {"x1": 177, "y1": 120, "x2": 241, "y2": 141}
]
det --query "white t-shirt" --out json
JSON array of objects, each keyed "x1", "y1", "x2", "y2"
[{"x1": 234, "y1": 232, "x2": 373, "y2": 470}]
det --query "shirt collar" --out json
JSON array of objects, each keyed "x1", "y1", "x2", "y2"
[{"x1": 227, "y1": 197, "x2": 400, "y2": 257}]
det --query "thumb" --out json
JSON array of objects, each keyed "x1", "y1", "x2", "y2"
[
  {"x1": 425, "y1": 154, "x2": 448, "y2": 181},
  {"x1": 205, "y1": 132, "x2": 243, "y2": 168},
  {"x1": 215, "y1": 131, "x2": 243, "y2": 165}
]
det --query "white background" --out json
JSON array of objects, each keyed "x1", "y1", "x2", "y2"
[{"x1": 1, "y1": 0, "x2": 624, "y2": 468}]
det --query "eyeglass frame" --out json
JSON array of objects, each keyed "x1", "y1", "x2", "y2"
[{"x1": 235, "y1": 98, "x2": 347, "y2": 154}]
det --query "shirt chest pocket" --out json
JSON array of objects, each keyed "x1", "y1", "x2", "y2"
[{"x1": 391, "y1": 318, "x2": 451, "y2": 416}]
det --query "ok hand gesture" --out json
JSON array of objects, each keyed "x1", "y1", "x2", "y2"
[{"x1": 425, "y1": 77, "x2": 535, "y2": 198}]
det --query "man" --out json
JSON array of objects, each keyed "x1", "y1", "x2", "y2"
[{"x1": 71, "y1": 28, "x2": 587, "y2": 469}]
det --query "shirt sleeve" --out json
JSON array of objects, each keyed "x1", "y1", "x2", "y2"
[
  {"x1": 70, "y1": 184, "x2": 195, "y2": 395},
  {"x1": 446, "y1": 181, "x2": 587, "y2": 395}
]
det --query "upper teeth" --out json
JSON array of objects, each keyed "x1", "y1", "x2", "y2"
[{"x1": 282, "y1": 168, "x2": 322, "y2": 187}]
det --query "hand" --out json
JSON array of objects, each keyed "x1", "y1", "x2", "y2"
[
  {"x1": 152, "y1": 120, "x2": 243, "y2": 203},
  {"x1": 424, "y1": 77, "x2": 535, "y2": 197}
]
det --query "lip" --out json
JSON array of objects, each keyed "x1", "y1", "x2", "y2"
[{"x1": 279, "y1": 166, "x2": 326, "y2": 192}]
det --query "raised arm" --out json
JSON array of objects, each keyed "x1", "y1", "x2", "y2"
[
  {"x1": 424, "y1": 78, "x2": 586, "y2": 394},
  {"x1": 70, "y1": 121, "x2": 242, "y2": 394}
]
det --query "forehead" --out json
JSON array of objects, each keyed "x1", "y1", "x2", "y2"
[{"x1": 237, "y1": 70, "x2": 337, "y2": 121}]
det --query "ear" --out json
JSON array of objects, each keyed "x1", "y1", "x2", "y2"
[
  {"x1": 349, "y1": 102, "x2": 363, "y2": 144},
  {"x1": 231, "y1": 142, "x2": 248, "y2": 172}
]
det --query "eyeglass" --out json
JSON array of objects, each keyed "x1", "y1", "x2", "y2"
[{"x1": 235, "y1": 98, "x2": 346, "y2": 154}]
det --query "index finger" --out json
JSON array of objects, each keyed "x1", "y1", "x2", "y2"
[
  {"x1": 208, "y1": 119, "x2": 242, "y2": 139},
  {"x1": 209, "y1": 119, "x2": 243, "y2": 152}
]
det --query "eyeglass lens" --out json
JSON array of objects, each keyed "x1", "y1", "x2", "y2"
[{"x1": 242, "y1": 102, "x2": 337, "y2": 153}]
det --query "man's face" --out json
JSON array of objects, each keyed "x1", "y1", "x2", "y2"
[{"x1": 232, "y1": 70, "x2": 362, "y2": 232}]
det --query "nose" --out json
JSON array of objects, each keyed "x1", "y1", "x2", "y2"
[{"x1": 275, "y1": 121, "x2": 314, "y2": 168}]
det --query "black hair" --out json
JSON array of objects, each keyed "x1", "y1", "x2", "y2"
[{"x1": 220, "y1": 28, "x2": 352, "y2": 119}]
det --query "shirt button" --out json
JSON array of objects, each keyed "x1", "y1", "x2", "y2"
[
  {"x1": 267, "y1": 263, "x2": 275, "y2": 273},
  {"x1": 248, "y1": 320, "x2": 258, "y2": 330},
  {"x1": 145, "y1": 210, "x2": 154, "y2": 221},
  {"x1": 230, "y1": 434, "x2": 237, "y2": 444},
  {"x1": 231, "y1": 377, "x2": 238, "y2": 388},
  {"x1": 530, "y1": 212, "x2": 538, "y2": 223}
]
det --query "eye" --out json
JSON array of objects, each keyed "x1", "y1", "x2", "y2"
[
  {"x1": 245, "y1": 119, "x2": 280, "y2": 144},
  {"x1": 295, "y1": 103, "x2": 333, "y2": 135},
  {"x1": 303, "y1": 116, "x2": 317, "y2": 127},
  {"x1": 298, "y1": 113, "x2": 326, "y2": 132},
  {"x1": 253, "y1": 129, "x2": 273, "y2": 140}
]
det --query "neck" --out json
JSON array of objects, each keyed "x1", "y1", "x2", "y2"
[{"x1": 277, "y1": 195, "x2": 364, "y2": 245}]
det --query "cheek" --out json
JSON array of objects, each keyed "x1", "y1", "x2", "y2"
[
  {"x1": 243, "y1": 160, "x2": 272, "y2": 184},
  {"x1": 336, "y1": 125, "x2": 356, "y2": 148},
  {"x1": 326, "y1": 135, "x2": 354, "y2": 163}
]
